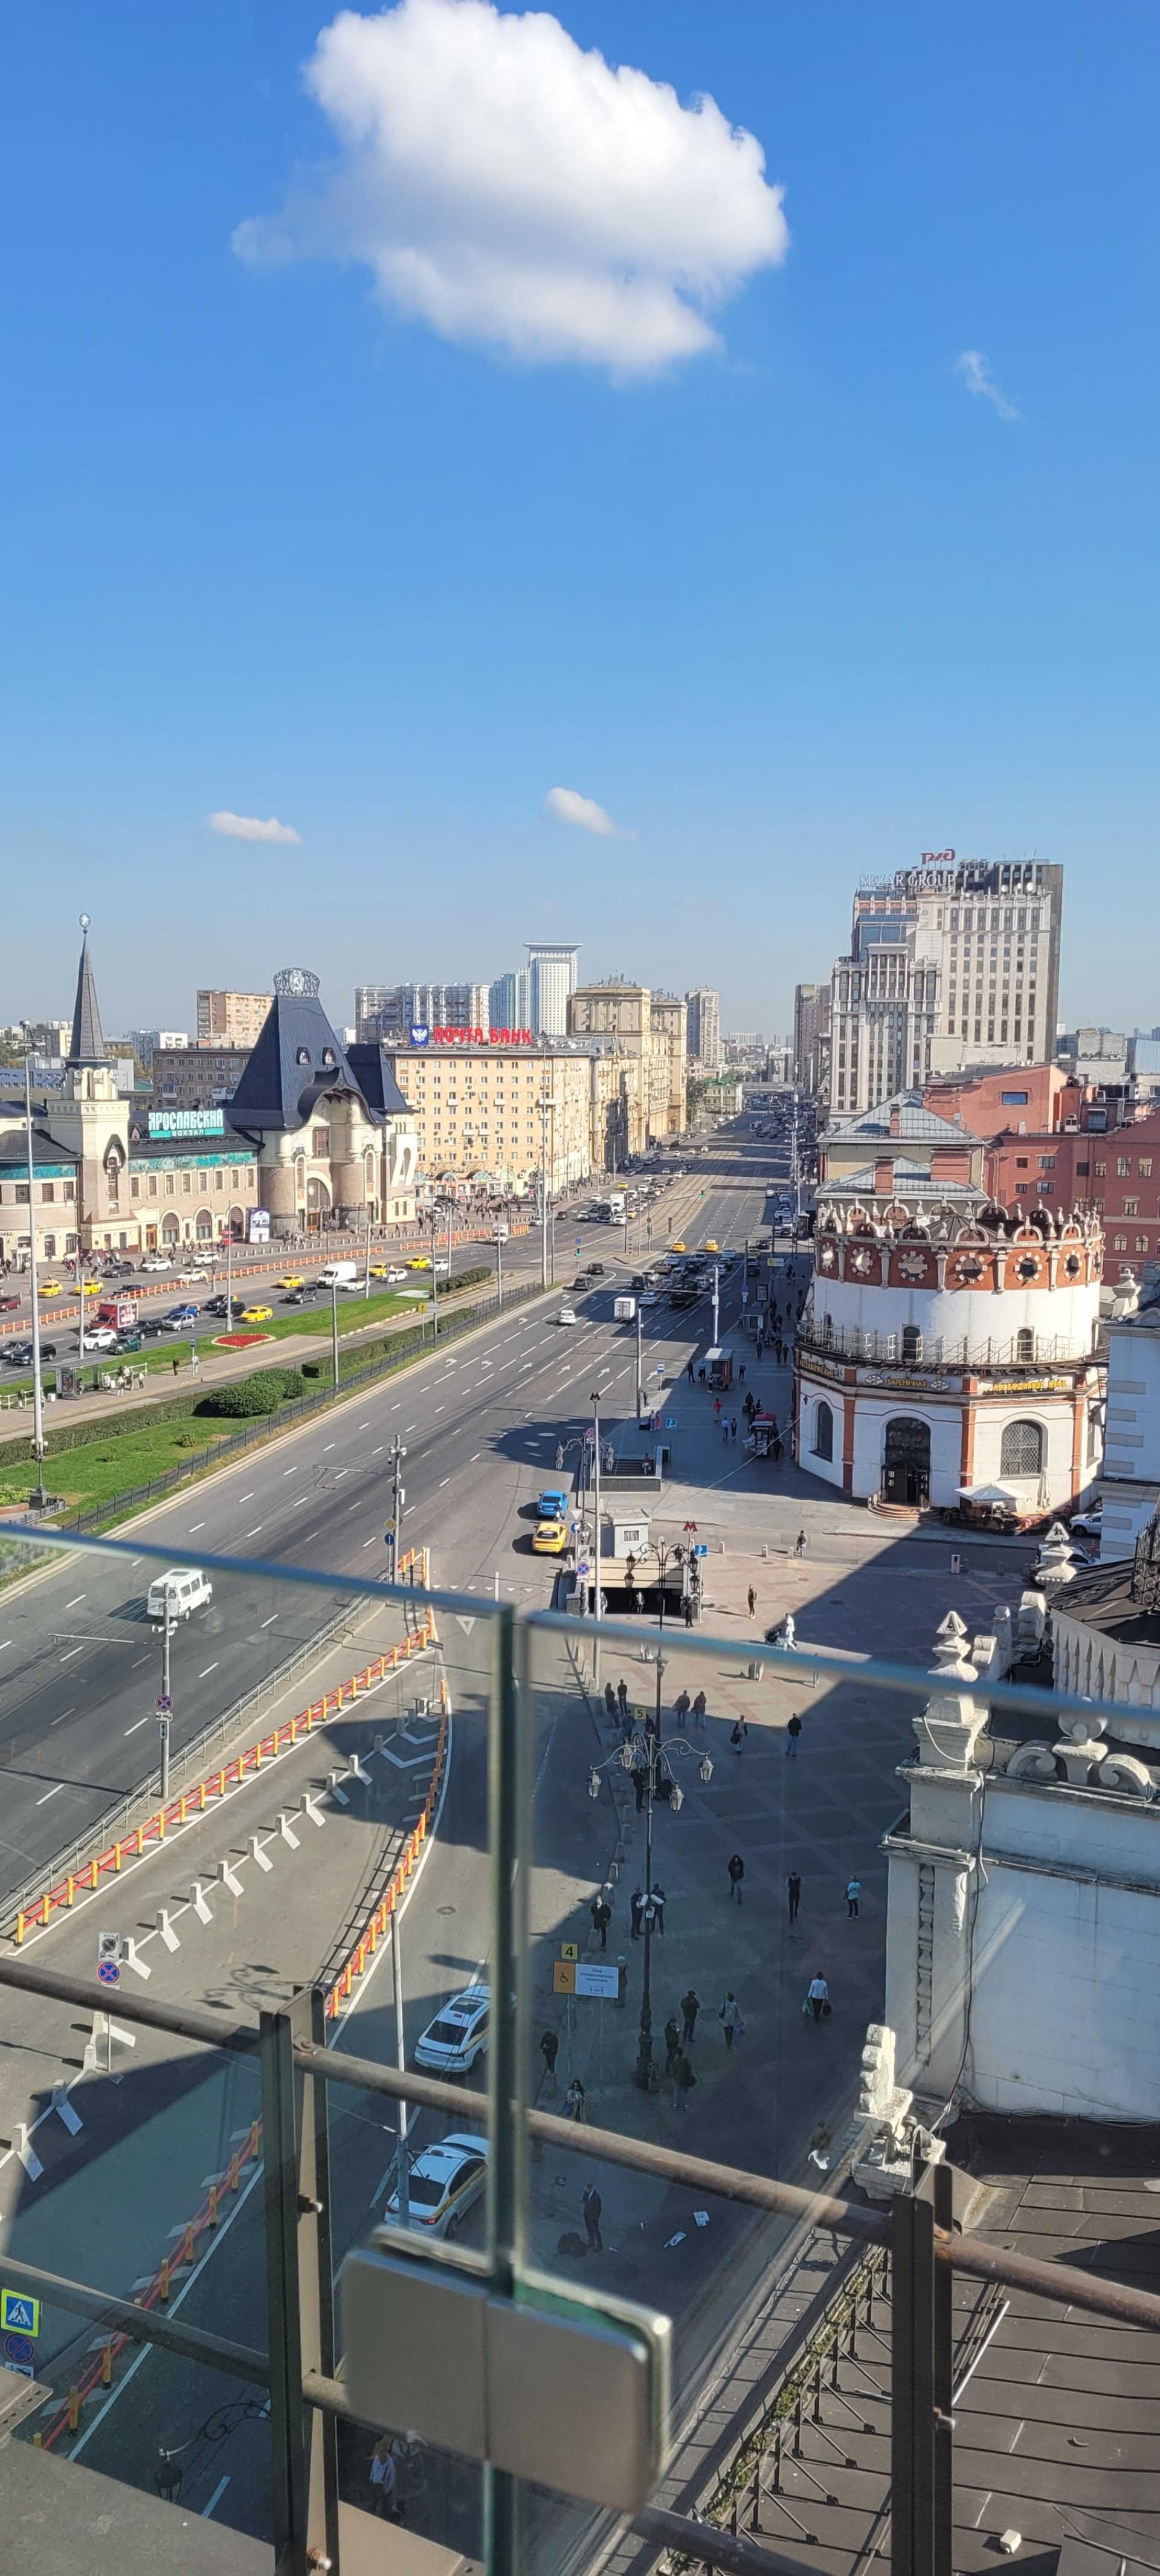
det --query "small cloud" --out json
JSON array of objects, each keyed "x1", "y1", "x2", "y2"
[
  {"x1": 952, "y1": 349, "x2": 1020, "y2": 423},
  {"x1": 207, "y1": 811, "x2": 303, "y2": 844},
  {"x1": 544, "y1": 787, "x2": 636, "y2": 841},
  {"x1": 235, "y1": 0, "x2": 788, "y2": 378}
]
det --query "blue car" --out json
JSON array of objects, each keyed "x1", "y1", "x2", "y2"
[{"x1": 536, "y1": 1485, "x2": 569, "y2": 1519}]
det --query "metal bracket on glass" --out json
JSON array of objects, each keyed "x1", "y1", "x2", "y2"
[{"x1": 341, "y1": 2240, "x2": 671, "y2": 2513}]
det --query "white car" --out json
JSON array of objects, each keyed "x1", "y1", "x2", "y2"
[
  {"x1": 178, "y1": 1268, "x2": 208, "y2": 1284},
  {"x1": 142, "y1": 1255, "x2": 172, "y2": 1272},
  {"x1": 414, "y1": 1984, "x2": 490, "y2": 2078},
  {"x1": 385, "y1": 1266, "x2": 407, "y2": 1283},
  {"x1": 1070, "y1": 1508, "x2": 1103, "y2": 1538},
  {"x1": 77, "y1": 1325, "x2": 118, "y2": 1351},
  {"x1": 146, "y1": 1567, "x2": 213, "y2": 1623},
  {"x1": 381, "y1": 2132, "x2": 489, "y2": 2238},
  {"x1": 557, "y1": 1307, "x2": 579, "y2": 1327},
  {"x1": 638, "y1": 1291, "x2": 661, "y2": 1307}
]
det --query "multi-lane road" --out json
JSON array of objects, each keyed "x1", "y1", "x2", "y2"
[{"x1": 0, "y1": 1133, "x2": 784, "y2": 1903}]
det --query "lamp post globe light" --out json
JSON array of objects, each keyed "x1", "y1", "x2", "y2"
[{"x1": 588, "y1": 1706, "x2": 713, "y2": 2092}]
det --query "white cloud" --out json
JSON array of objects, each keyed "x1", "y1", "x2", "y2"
[
  {"x1": 545, "y1": 786, "x2": 635, "y2": 839},
  {"x1": 207, "y1": 811, "x2": 303, "y2": 844},
  {"x1": 952, "y1": 349, "x2": 1020, "y2": 424},
  {"x1": 236, "y1": 0, "x2": 788, "y2": 375}
]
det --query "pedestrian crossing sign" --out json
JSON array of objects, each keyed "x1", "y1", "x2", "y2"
[{"x1": 0, "y1": 2291, "x2": 39, "y2": 2337}]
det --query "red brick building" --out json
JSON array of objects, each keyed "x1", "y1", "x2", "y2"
[
  {"x1": 923, "y1": 1063, "x2": 1084, "y2": 1137},
  {"x1": 984, "y1": 1107, "x2": 1160, "y2": 1270}
]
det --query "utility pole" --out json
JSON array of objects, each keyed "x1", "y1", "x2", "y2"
[
  {"x1": 540, "y1": 1086, "x2": 550, "y2": 1290},
  {"x1": 391, "y1": 1915, "x2": 411, "y2": 2229},
  {"x1": 23, "y1": 1058, "x2": 47, "y2": 1510},
  {"x1": 712, "y1": 1262, "x2": 720, "y2": 1347},
  {"x1": 225, "y1": 1223, "x2": 233, "y2": 1330},
  {"x1": 157, "y1": 1590, "x2": 173, "y2": 1803},
  {"x1": 590, "y1": 1388, "x2": 602, "y2": 1690},
  {"x1": 330, "y1": 1281, "x2": 340, "y2": 1390},
  {"x1": 385, "y1": 1436, "x2": 407, "y2": 1582},
  {"x1": 635, "y1": 1299, "x2": 645, "y2": 1422},
  {"x1": 495, "y1": 1227, "x2": 504, "y2": 1308},
  {"x1": 363, "y1": 1205, "x2": 372, "y2": 1298}
]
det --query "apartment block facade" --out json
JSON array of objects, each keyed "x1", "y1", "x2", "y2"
[{"x1": 830, "y1": 856, "x2": 1063, "y2": 1116}]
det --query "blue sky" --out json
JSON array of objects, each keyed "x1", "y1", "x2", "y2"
[{"x1": 2, "y1": 2, "x2": 1156, "y2": 1040}]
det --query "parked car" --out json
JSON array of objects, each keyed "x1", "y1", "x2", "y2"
[
  {"x1": 381, "y1": 2132, "x2": 488, "y2": 2237},
  {"x1": 142, "y1": 1256, "x2": 173, "y2": 1272},
  {"x1": 413, "y1": 1987, "x2": 490, "y2": 2079},
  {"x1": 146, "y1": 1567, "x2": 213, "y2": 1623}
]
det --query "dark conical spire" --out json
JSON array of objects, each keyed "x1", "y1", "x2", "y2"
[{"x1": 66, "y1": 912, "x2": 106, "y2": 1067}]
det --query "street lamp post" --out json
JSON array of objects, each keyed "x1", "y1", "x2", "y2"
[
  {"x1": 589, "y1": 1717, "x2": 712, "y2": 2090},
  {"x1": 330, "y1": 1281, "x2": 340, "y2": 1390},
  {"x1": 386, "y1": 1435, "x2": 406, "y2": 1584},
  {"x1": 157, "y1": 1590, "x2": 174, "y2": 1804},
  {"x1": 23, "y1": 1057, "x2": 48, "y2": 1512},
  {"x1": 391, "y1": 1911, "x2": 411, "y2": 2229}
]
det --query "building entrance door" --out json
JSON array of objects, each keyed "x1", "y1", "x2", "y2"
[{"x1": 882, "y1": 1416, "x2": 931, "y2": 1507}]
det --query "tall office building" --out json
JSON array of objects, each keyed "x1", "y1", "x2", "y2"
[
  {"x1": 196, "y1": 990, "x2": 273, "y2": 1048},
  {"x1": 488, "y1": 968, "x2": 532, "y2": 1031},
  {"x1": 828, "y1": 856, "x2": 1063, "y2": 1116},
  {"x1": 685, "y1": 986, "x2": 721, "y2": 1069},
  {"x1": 526, "y1": 943, "x2": 579, "y2": 1037},
  {"x1": 793, "y1": 983, "x2": 831, "y2": 1090}
]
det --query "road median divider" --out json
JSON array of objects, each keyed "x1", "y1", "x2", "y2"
[
  {"x1": 7, "y1": 1553, "x2": 436, "y2": 1949},
  {"x1": 324, "y1": 1677, "x2": 450, "y2": 2021}
]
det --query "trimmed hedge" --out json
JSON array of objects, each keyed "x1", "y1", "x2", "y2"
[{"x1": 196, "y1": 1367, "x2": 307, "y2": 1418}]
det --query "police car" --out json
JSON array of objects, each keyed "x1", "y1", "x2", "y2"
[{"x1": 413, "y1": 1983, "x2": 490, "y2": 2077}]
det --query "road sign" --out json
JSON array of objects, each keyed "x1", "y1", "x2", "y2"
[
  {"x1": 694, "y1": 1543, "x2": 708, "y2": 1558},
  {"x1": 575, "y1": 1962, "x2": 619, "y2": 2001},
  {"x1": 155, "y1": 1694, "x2": 172, "y2": 1715},
  {"x1": 97, "y1": 1958, "x2": 121, "y2": 1987},
  {"x1": 552, "y1": 1960, "x2": 575, "y2": 1995},
  {"x1": 665, "y1": 1417, "x2": 676, "y2": 1429},
  {"x1": 4, "y1": 2332, "x2": 34, "y2": 2367},
  {"x1": 560, "y1": 1942, "x2": 579, "y2": 1960},
  {"x1": 0, "y1": 2292, "x2": 39, "y2": 2338},
  {"x1": 384, "y1": 1524, "x2": 395, "y2": 1542}
]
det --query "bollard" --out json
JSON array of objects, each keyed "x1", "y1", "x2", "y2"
[
  {"x1": 182, "y1": 2222, "x2": 195, "y2": 2265},
  {"x1": 218, "y1": 1769, "x2": 226, "y2": 1798},
  {"x1": 15, "y1": 1912, "x2": 24, "y2": 1946},
  {"x1": 157, "y1": 1810, "x2": 166, "y2": 1841},
  {"x1": 114, "y1": 1843, "x2": 123, "y2": 1872},
  {"x1": 208, "y1": 2182, "x2": 219, "y2": 2227},
  {"x1": 250, "y1": 2119, "x2": 260, "y2": 2161},
  {"x1": 102, "y1": 2343, "x2": 112, "y2": 2387},
  {"x1": 41, "y1": 1892, "x2": 50, "y2": 1926},
  {"x1": 66, "y1": 1876, "x2": 75, "y2": 1908},
  {"x1": 135, "y1": 1825, "x2": 144, "y2": 1856},
  {"x1": 228, "y1": 2152, "x2": 240, "y2": 2194},
  {"x1": 159, "y1": 2257, "x2": 171, "y2": 2305},
  {"x1": 89, "y1": 1858, "x2": 99, "y2": 1888},
  {"x1": 67, "y1": 2386, "x2": 80, "y2": 2433},
  {"x1": 254, "y1": 1741, "x2": 262, "y2": 1769}
]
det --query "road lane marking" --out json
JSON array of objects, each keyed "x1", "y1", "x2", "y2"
[
  {"x1": 372, "y1": 1445, "x2": 383, "y2": 1455},
  {"x1": 65, "y1": 1594, "x2": 86, "y2": 1608},
  {"x1": 293, "y1": 1497, "x2": 311, "y2": 1507},
  {"x1": 260, "y1": 1615, "x2": 279, "y2": 1628},
  {"x1": 323, "y1": 1442, "x2": 335, "y2": 1452},
  {"x1": 362, "y1": 1538, "x2": 378, "y2": 1548},
  {"x1": 124, "y1": 1715, "x2": 150, "y2": 1735},
  {"x1": 438, "y1": 1477, "x2": 450, "y2": 1487},
  {"x1": 469, "y1": 1451, "x2": 481, "y2": 1461},
  {"x1": 334, "y1": 1468, "x2": 349, "y2": 1480},
  {"x1": 60, "y1": 1647, "x2": 84, "y2": 1663},
  {"x1": 434, "y1": 1405, "x2": 445, "y2": 1414},
  {"x1": 238, "y1": 1492, "x2": 254, "y2": 1503},
  {"x1": 36, "y1": 1783, "x2": 64, "y2": 1805},
  {"x1": 190, "y1": 1521, "x2": 205, "y2": 1532},
  {"x1": 283, "y1": 1465, "x2": 300, "y2": 1475},
  {"x1": 199, "y1": 1662, "x2": 219, "y2": 1677},
  {"x1": 246, "y1": 1525, "x2": 263, "y2": 1537}
]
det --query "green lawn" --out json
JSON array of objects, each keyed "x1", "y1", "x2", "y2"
[{"x1": 0, "y1": 1414, "x2": 236, "y2": 1510}]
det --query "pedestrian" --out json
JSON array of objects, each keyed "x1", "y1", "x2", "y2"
[
  {"x1": 738, "y1": 1361, "x2": 746, "y2": 1383},
  {"x1": 730, "y1": 1717, "x2": 747, "y2": 1755},
  {"x1": 719, "y1": 1992, "x2": 745, "y2": 2050},
  {"x1": 671, "y1": 2047, "x2": 695, "y2": 2112},
  {"x1": 806, "y1": 1973, "x2": 830, "y2": 2026},
  {"x1": 564, "y1": 2077, "x2": 588, "y2": 2120},
  {"x1": 633, "y1": 1762, "x2": 648, "y2": 1813},
  {"x1": 630, "y1": 1887, "x2": 644, "y2": 1939},
  {"x1": 794, "y1": 1528, "x2": 807, "y2": 1558},
  {"x1": 845, "y1": 1876, "x2": 861, "y2": 1920},
  {"x1": 731, "y1": 1416, "x2": 738, "y2": 1440},
  {"x1": 727, "y1": 1851, "x2": 745, "y2": 1904},
  {"x1": 747, "y1": 1584, "x2": 757, "y2": 1618},
  {"x1": 591, "y1": 1892, "x2": 612, "y2": 1949},
  {"x1": 540, "y1": 2027, "x2": 559, "y2": 2091},
  {"x1": 651, "y1": 1883, "x2": 666, "y2": 1935},
  {"x1": 604, "y1": 1681, "x2": 617, "y2": 1720},
  {"x1": 698, "y1": 1363, "x2": 706, "y2": 1385},
  {"x1": 369, "y1": 2437, "x2": 403, "y2": 2521},
  {"x1": 582, "y1": 2181, "x2": 604, "y2": 2251},
  {"x1": 172, "y1": 1352, "x2": 179, "y2": 1379},
  {"x1": 674, "y1": 1688, "x2": 691, "y2": 1724},
  {"x1": 683, "y1": 1592, "x2": 694, "y2": 1626},
  {"x1": 692, "y1": 1689, "x2": 707, "y2": 1726},
  {"x1": 686, "y1": 1357, "x2": 695, "y2": 1383},
  {"x1": 713, "y1": 1397, "x2": 721, "y2": 1421},
  {"x1": 663, "y1": 2013, "x2": 682, "y2": 2073},
  {"x1": 617, "y1": 1677, "x2": 630, "y2": 1724},
  {"x1": 681, "y1": 1985, "x2": 701, "y2": 2043},
  {"x1": 787, "y1": 1870, "x2": 802, "y2": 1923},
  {"x1": 190, "y1": 1348, "x2": 200, "y2": 1378},
  {"x1": 785, "y1": 1713, "x2": 802, "y2": 1759},
  {"x1": 809, "y1": 2120, "x2": 833, "y2": 2172}
]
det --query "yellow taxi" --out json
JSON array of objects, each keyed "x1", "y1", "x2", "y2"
[
  {"x1": 82, "y1": 1280, "x2": 102, "y2": 1295},
  {"x1": 669, "y1": 1241, "x2": 686, "y2": 1254},
  {"x1": 38, "y1": 1280, "x2": 63, "y2": 1297},
  {"x1": 240, "y1": 1304, "x2": 273, "y2": 1323},
  {"x1": 277, "y1": 1275, "x2": 304, "y2": 1290},
  {"x1": 368, "y1": 1263, "x2": 390, "y2": 1280},
  {"x1": 532, "y1": 1515, "x2": 569, "y2": 1556},
  {"x1": 407, "y1": 1255, "x2": 432, "y2": 1270},
  {"x1": 704, "y1": 1239, "x2": 720, "y2": 1253}
]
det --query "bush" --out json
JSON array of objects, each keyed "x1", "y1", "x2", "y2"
[{"x1": 195, "y1": 1367, "x2": 304, "y2": 1419}]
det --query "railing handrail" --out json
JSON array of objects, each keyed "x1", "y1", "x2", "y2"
[
  {"x1": 4, "y1": 1952, "x2": 1159, "y2": 2341},
  {"x1": 797, "y1": 1316, "x2": 1095, "y2": 1371}
]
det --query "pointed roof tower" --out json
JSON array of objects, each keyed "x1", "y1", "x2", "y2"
[
  {"x1": 66, "y1": 913, "x2": 108, "y2": 1068},
  {"x1": 228, "y1": 967, "x2": 368, "y2": 1134}
]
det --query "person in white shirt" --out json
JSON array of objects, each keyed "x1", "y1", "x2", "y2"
[{"x1": 806, "y1": 1973, "x2": 830, "y2": 2025}]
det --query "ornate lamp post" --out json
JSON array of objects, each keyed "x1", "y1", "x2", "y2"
[{"x1": 588, "y1": 1716, "x2": 713, "y2": 2090}]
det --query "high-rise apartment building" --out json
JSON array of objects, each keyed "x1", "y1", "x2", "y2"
[
  {"x1": 526, "y1": 944, "x2": 579, "y2": 1037},
  {"x1": 196, "y1": 990, "x2": 273, "y2": 1048},
  {"x1": 828, "y1": 855, "x2": 1063, "y2": 1116},
  {"x1": 356, "y1": 983, "x2": 490, "y2": 1043},
  {"x1": 488, "y1": 968, "x2": 532, "y2": 1032},
  {"x1": 685, "y1": 986, "x2": 721, "y2": 1069},
  {"x1": 793, "y1": 983, "x2": 831, "y2": 1090}
]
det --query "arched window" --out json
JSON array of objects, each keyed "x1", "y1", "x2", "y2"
[
  {"x1": 901, "y1": 1324, "x2": 923, "y2": 1364},
  {"x1": 820, "y1": 1312, "x2": 834, "y2": 1350},
  {"x1": 1015, "y1": 1327, "x2": 1036, "y2": 1363},
  {"x1": 812, "y1": 1400, "x2": 834, "y2": 1461},
  {"x1": 1001, "y1": 1419, "x2": 1045, "y2": 1478}
]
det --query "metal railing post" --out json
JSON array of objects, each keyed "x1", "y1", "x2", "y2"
[
  {"x1": 260, "y1": 1989, "x2": 339, "y2": 2575},
  {"x1": 890, "y1": 2181, "x2": 952, "y2": 2576},
  {"x1": 483, "y1": 1600, "x2": 529, "y2": 2576}
]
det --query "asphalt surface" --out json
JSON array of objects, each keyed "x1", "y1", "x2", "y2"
[{"x1": 0, "y1": 1139, "x2": 781, "y2": 1903}]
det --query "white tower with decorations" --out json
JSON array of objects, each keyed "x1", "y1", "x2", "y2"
[{"x1": 794, "y1": 1191, "x2": 1104, "y2": 1524}]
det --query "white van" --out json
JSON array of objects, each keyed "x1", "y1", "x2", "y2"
[
  {"x1": 146, "y1": 1567, "x2": 213, "y2": 1623},
  {"x1": 319, "y1": 1261, "x2": 359, "y2": 1288}
]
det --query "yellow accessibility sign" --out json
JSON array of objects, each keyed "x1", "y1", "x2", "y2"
[{"x1": 553, "y1": 1961, "x2": 576, "y2": 1995}]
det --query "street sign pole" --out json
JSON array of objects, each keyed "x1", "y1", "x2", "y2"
[{"x1": 158, "y1": 1593, "x2": 173, "y2": 1804}]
